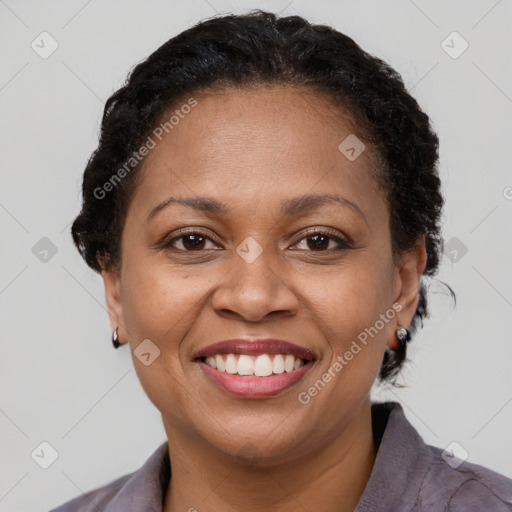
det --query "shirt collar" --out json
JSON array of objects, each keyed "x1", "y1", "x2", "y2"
[
  {"x1": 105, "y1": 440, "x2": 170, "y2": 512},
  {"x1": 354, "y1": 401, "x2": 429, "y2": 512}
]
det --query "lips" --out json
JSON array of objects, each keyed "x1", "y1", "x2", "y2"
[{"x1": 193, "y1": 339, "x2": 317, "y2": 398}]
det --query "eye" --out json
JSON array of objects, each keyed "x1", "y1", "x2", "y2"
[
  {"x1": 159, "y1": 228, "x2": 351, "y2": 253},
  {"x1": 291, "y1": 228, "x2": 351, "y2": 251},
  {"x1": 164, "y1": 232, "x2": 220, "y2": 251}
]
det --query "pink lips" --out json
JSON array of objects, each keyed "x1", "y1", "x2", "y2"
[{"x1": 194, "y1": 339, "x2": 316, "y2": 398}]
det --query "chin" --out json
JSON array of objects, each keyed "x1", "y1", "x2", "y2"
[{"x1": 201, "y1": 423, "x2": 310, "y2": 466}]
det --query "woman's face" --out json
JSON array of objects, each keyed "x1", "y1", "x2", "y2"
[{"x1": 103, "y1": 85, "x2": 425, "y2": 462}]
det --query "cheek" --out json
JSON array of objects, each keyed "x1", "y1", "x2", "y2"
[
  {"x1": 304, "y1": 258, "x2": 393, "y2": 381},
  {"x1": 119, "y1": 260, "x2": 205, "y2": 428},
  {"x1": 292, "y1": 264, "x2": 392, "y2": 428},
  {"x1": 121, "y1": 258, "x2": 205, "y2": 343},
  {"x1": 307, "y1": 260, "x2": 392, "y2": 334}
]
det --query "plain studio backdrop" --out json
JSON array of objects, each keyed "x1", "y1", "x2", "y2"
[{"x1": 1, "y1": 1, "x2": 511, "y2": 510}]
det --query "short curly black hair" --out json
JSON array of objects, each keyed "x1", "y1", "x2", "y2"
[{"x1": 71, "y1": 10, "x2": 449, "y2": 384}]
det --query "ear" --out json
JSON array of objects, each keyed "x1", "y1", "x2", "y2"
[
  {"x1": 388, "y1": 235, "x2": 428, "y2": 350},
  {"x1": 99, "y1": 257, "x2": 128, "y2": 346}
]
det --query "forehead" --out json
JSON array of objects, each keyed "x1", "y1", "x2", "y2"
[{"x1": 128, "y1": 85, "x2": 388, "y2": 226}]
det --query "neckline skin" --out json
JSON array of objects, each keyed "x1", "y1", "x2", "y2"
[
  {"x1": 100, "y1": 85, "x2": 427, "y2": 512},
  {"x1": 162, "y1": 396, "x2": 378, "y2": 512}
]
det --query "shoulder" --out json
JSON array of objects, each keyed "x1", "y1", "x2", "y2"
[
  {"x1": 361, "y1": 401, "x2": 512, "y2": 512},
  {"x1": 48, "y1": 472, "x2": 134, "y2": 512},
  {"x1": 417, "y1": 444, "x2": 512, "y2": 511},
  {"x1": 48, "y1": 441, "x2": 170, "y2": 512}
]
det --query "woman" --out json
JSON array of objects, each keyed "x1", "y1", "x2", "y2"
[{"x1": 50, "y1": 10, "x2": 512, "y2": 512}]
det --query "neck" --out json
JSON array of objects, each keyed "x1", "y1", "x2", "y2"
[{"x1": 163, "y1": 398, "x2": 377, "y2": 512}]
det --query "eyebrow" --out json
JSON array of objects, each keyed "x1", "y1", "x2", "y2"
[{"x1": 146, "y1": 193, "x2": 367, "y2": 225}]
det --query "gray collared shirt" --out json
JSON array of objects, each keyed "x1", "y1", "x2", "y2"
[{"x1": 49, "y1": 401, "x2": 512, "y2": 511}]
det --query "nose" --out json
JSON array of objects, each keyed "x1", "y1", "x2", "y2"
[{"x1": 211, "y1": 245, "x2": 299, "y2": 323}]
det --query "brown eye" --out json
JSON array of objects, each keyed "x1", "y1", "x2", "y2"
[
  {"x1": 305, "y1": 234, "x2": 331, "y2": 250},
  {"x1": 291, "y1": 229, "x2": 351, "y2": 251},
  {"x1": 166, "y1": 233, "x2": 217, "y2": 251}
]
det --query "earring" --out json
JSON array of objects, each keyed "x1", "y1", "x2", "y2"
[
  {"x1": 112, "y1": 327, "x2": 121, "y2": 349},
  {"x1": 395, "y1": 325, "x2": 411, "y2": 349}
]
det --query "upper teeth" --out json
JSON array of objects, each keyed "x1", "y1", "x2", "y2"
[{"x1": 204, "y1": 354, "x2": 304, "y2": 376}]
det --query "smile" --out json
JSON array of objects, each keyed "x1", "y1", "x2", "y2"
[
  {"x1": 193, "y1": 338, "x2": 316, "y2": 398},
  {"x1": 203, "y1": 353, "x2": 306, "y2": 376}
]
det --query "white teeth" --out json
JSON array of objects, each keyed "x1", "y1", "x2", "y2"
[
  {"x1": 204, "y1": 353, "x2": 307, "y2": 376},
  {"x1": 254, "y1": 354, "x2": 273, "y2": 377},
  {"x1": 272, "y1": 354, "x2": 285, "y2": 374},
  {"x1": 237, "y1": 354, "x2": 254, "y2": 375},
  {"x1": 225, "y1": 354, "x2": 238, "y2": 374},
  {"x1": 215, "y1": 354, "x2": 225, "y2": 372},
  {"x1": 284, "y1": 354, "x2": 295, "y2": 373}
]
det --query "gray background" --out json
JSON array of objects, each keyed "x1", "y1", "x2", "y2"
[{"x1": 1, "y1": 0, "x2": 511, "y2": 510}]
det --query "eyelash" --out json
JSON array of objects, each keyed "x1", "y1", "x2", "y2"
[{"x1": 161, "y1": 227, "x2": 351, "y2": 253}]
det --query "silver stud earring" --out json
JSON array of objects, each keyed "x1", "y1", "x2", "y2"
[{"x1": 395, "y1": 326, "x2": 411, "y2": 349}]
